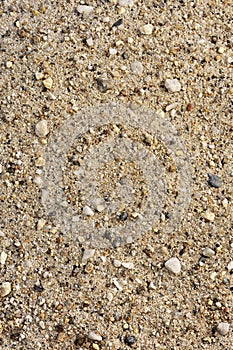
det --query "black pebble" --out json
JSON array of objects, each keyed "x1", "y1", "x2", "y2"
[
  {"x1": 124, "y1": 335, "x2": 136, "y2": 346},
  {"x1": 34, "y1": 285, "x2": 44, "y2": 292},
  {"x1": 119, "y1": 211, "x2": 128, "y2": 221},
  {"x1": 111, "y1": 18, "x2": 123, "y2": 29},
  {"x1": 207, "y1": 174, "x2": 222, "y2": 188}
]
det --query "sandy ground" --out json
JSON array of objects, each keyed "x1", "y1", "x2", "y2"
[{"x1": 0, "y1": 0, "x2": 233, "y2": 349}]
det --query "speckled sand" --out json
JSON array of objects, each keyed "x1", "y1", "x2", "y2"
[{"x1": 0, "y1": 1, "x2": 232, "y2": 349}]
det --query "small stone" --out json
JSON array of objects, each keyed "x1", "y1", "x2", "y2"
[
  {"x1": 227, "y1": 261, "x2": 233, "y2": 272},
  {"x1": 35, "y1": 72, "x2": 44, "y2": 80},
  {"x1": 88, "y1": 331, "x2": 102, "y2": 342},
  {"x1": 216, "y1": 322, "x2": 230, "y2": 336},
  {"x1": 33, "y1": 176, "x2": 43, "y2": 187},
  {"x1": 218, "y1": 47, "x2": 225, "y2": 54},
  {"x1": 148, "y1": 281, "x2": 156, "y2": 290},
  {"x1": 35, "y1": 156, "x2": 45, "y2": 167},
  {"x1": 6, "y1": 61, "x2": 13, "y2": 68},
  {"x1": 35, "y1": 120, "x2": 49, "y2": 137},
  {"x1": 83, "y1": 205, "x2": 94, "y2": 216},
  {"x1": 37, "y1": 219, "x2": 46, "y2": 230},
  {"x1": 118, "y1": 0, "x2": 134, "y2": 6},
  {"x1": 0, "y1": 282, "x2": 12, "y2": 297},
  {"x1": 140, "y1": 24, "x2": 153, "y2": 35},
  {"x1": 130, "y1": 61, "x2": 143, "y2": 75},
  {"x1": 208, "y1": 174, "x2": 222, "y2": 188},
  {"x1": 165, "y1": 79, "x2": 181, "y2": 92},
  {"x1": 165, "y1": 257, "x2": 181, "y2": 274},
  {"x1": 96, "y1": 78, "x2": 113, "y2": 93},
  {"x1": 82, "y1": 249, "x2": 95, "y2": 263},
  {"x1": 77, "y1": 5, "x2": 94, "y2": 16},
  {"x1": 96, "y1": 204, "x2": 105, "y2": 212},
  {"x1": 86, "y1": 37, "x2": 94, "y2": 47},
  {"x1": 93, "y1": 344, "x2": 99, "y2": 350},
  {"x1": 113, "y1": 259, "x2": 122, "y2": 267},
  {"x1": 203, "y1": 210, "x2": 215, "y2": 222},
  {"x1": 43, "y1": 77, "x2": 53, "y2": 89},
  {"x1": 0, "y1": 251, "x2": 7, "y2": 265},
  {"x1": 202, "y1": 247, "x2": 215, "y2": 257},
  {"x1": 124, "y1": 335, "x2": 137, "y2": 346},
  {"x1": 122, "y1": 262, "x2": 134, "y2": 269},
  {"x1": 0, "y1": 164, "x2": 3, "y2": 173},
  {"x1": 109, "y1": 48, "x2": 117, "y2": 55},
  {"x1": 113, "y1": 278, "x2": 123, "y2": 291}
]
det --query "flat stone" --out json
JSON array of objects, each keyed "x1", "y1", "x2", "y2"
[
  {"x1": 130, "y1": 61, "x2": 143, "y2": 75},
  {"x1": 0, "y1": 251, "x2": 7, "y2": 265},
  {"x1": 202, "y1": 247, "x2": 215, "y2": 257},
  {"x1": 165, "y1": 79, "x2": 181, "y2": 92},
  {"x1": 77, "y1": 5, "x2": 94, "y2": 16},
  {"x1": 208, "y1": 174, "x2": 222, "y2": 188},
  {"x1": 216, "y1": 322, "x2": 230, "y2": 335},
  {"x1": 35, "y1": 72, "x2": 44, "y2": 80},
  {"x1": 82, "y1": 249, "x2": 95, "y2": 263},
  {"x1": 0, "y1": 282, "x2": 11, "y2": 297},
  {"x1": 88, "y1": 331, "x2": 102, "y2": 342},
  {"x1": 35, "y1": 120, "x2": 49, "y2": 137},
  {"x1": 43, "y1": 77, "x2": 53, "y2": 89},
  {"x1": 202, "y1": 210, "x2": 215, "y2": 222},
  {"x1": 83, "y1": 205, "x2": 94, "y2": 216},
  {"x1": 118, "y1": 0, "x2": 134, "y2": 6},
  {"x1": 165, "y1": 257, "x2": 181, "y2": 274},
  {"x1": 122, "y1": 262, "x2": 134, "y2": 269},
  {"x1": 140, "y1": 24, "x2": 153, "y2": 35}
]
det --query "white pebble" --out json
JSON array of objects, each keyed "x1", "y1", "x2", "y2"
[
  {"x1": 35, "y1": 120, "x2": 49, "y2": 137},
  {"x1": 35, "y1": 72, "x2": 44, "y2": 80},
  {"x1": 0, "y1": 251, "x2": 7, "y2": 265},
  {"x1": 109, "y1": 48, "x2": 117, "y2": 55},
  {"x1": 0, "y1": 164, "x2": 3, "y2": 174},
  {"x1": 118, "y1": 0, "x2": 134, "y2": 6},
  {"x1": 165, "y1": 79, "x2": 181, "y2": 92},
  {"x1": 165, "y1": 257, "x2": 181, "y2": 274},
  {"x1": 86, "y1": 37, "x2": 94, "y2": 47},
  {"x1": 113, "y1": 278, "x2": 123, "y2": 291},
  {"x1": 140, "y1": 24, "x2": 154, "y2": 35},
  {"x1": 77, "y1": 5, "x2": 94, "y2": 16},
  {"x1": 82, "y1": 249, "x2": 95, "y2": 263},
  {"x1": 83, "y1": 205, "x2": 94, "y2": 216},
  {"x1": 0, "y1": 282, "x2": 11, "y2": 297},
  {"x1": 227, "y1": 261, "x2": 233, "y2": 272},
  {"x1": 216, "y1": 322, "x2": 230, "y2": 336},
  {"x1": 88, "y1": 331, "x2": 102, "y2": 342},
  {"x1": 130, "y1": 61, "x2": 143, "y2": 75},
  {"x1": 113, "y1": 259, "x2": 122, "y2": 268},
  {"x1": 122, "y1": 262, "x2": 134, "y2": 269},
  {"x1": 202, "y1": 247, "x2": 215, "y2": 257},
  {"x1": 149, "y1": 281, "x2": 156, "y2": 290}
]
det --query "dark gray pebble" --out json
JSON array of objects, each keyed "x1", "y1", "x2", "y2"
[
  {"x1": 124, "y1": 335, "x2": 136, "y2": 346},
  {"x1": 208, "y1": 174, "x2": 222, "y2": 188}
]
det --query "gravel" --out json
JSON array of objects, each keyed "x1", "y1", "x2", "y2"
[{"x1": 1, "y1": 0, "x2": 232, "y2": 348}]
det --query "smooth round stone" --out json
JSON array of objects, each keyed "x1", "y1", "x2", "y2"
[
  {"x1": 82, "y1": 205, "x2": 94, "y2": 216},
  {"x1": 202, "y1": 247, "x2": 215, "y2": 257},
  {"x1": 216, "y1": 322, "x2": 230, "y2": 335},
  {"x1": 35, "y1": 120, "x2": 49, "y2": 137},
  {"x1": 165, "y1": 257, "x2": 181, "y2": 274}
]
